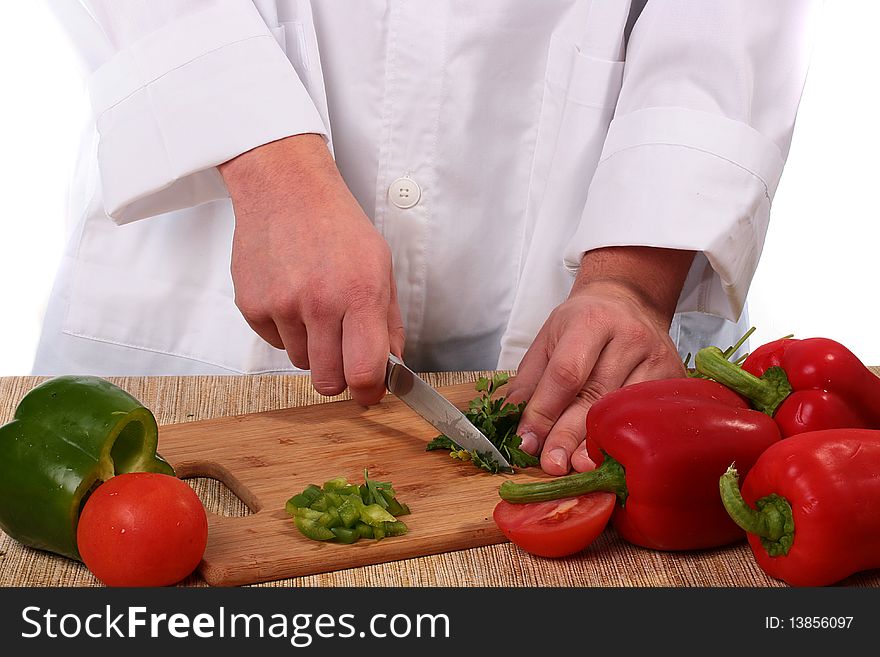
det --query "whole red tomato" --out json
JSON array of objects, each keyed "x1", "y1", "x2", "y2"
[{"x1": 76, "y1": 472, "x2": 208, "y2": 586}]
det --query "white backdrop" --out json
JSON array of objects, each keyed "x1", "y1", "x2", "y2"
[{"x1": 1, "y1": 1, "x2": 878, "y2": 374}]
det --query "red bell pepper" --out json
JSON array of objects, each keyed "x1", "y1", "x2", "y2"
[
  {"x1": 719, "y1": 428, "x2": 880, "y2": 586},
  {"x1": 696, "y1": 337, "x2": 880, "y2": 437},
  {"x1": 499, "y1": 378, "x2": 782, "y2": 550}
]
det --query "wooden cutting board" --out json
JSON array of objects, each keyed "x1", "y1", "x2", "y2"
[{"x1": 157, "y1": 381, "x2": 548, "y2": 586}]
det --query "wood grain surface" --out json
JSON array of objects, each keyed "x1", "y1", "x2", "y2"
[
  {"x1": 1, "y1": 373, "x2": 879, "y2": 588},
  {"x1": 159, "y1": 381, "x2": 551, "y2": 586}
]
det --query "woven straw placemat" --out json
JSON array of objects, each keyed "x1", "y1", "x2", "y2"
[{"x1": 1, "y1": 373, "x2": 878, "y2": 588}]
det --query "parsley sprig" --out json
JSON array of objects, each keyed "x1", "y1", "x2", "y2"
[
  {"x1": 361, "y1": 469, "x2": 411, "y2": 516},
  {"x1": 425, "y1": 373, "x2": 539, "y2": 474}
]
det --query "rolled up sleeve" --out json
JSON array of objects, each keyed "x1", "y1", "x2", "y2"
[
  {"x1": 563, "y1": 0, "x2": 819, "y2": 320},
  {"x1": 75, "y1": 0, "x2": 327, "y2": 223}
]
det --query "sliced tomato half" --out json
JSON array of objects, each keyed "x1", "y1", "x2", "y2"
[{"x1": 493, "y1": 492, "x2": 615, "y2": 558}]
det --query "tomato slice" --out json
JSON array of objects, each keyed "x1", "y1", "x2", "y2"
[{"x1": 493, "y1": 492, "x2": 615, "y2": 558}]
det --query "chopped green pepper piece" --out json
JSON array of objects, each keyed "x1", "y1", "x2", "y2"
[
  {"x1": 300, "y1": 485, "x2": 323, "y2": 503},
  {"x1": 382, "y1": 521, "x2": 409, "y2": 537},
  {"x1": 355, "y1": 521, "x2": 374, "y2": 539},
  {"x1": 294, "y1": 507, "x2": 323, "y2": 520},
  {"x1": 310, "y1": 494, "x2": 330, "y2": 512},
  {"x1": 338, "y1": 496, "x2": 364, "y2": 528},
  {"x1": 318, "y1": 507, "x2": 342, "y2": 529},
  {"x1": 287, "y1": 493, "x2": 312, "y2": 509},
  {"x1": 285, "y1": 472, "x2": 411, "y2": 544},
  {"x1": 294, "y1": 516, "x2": 335, "y2": 541},
  {"x1": 325, "y1": 491, "x2": 344, "y2": 508},
  {"x1": 321, "y1": 478, "x2": 360, "y2": 497},
  {"x1": 330, "y1": 526, "x2": 359, "y2": 544},
  {"x1": 361, "y1": 503, "x2": 398, "y2": 527}
]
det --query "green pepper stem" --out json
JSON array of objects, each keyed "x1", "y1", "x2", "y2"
[
  {"x1": 498, "y1": 455, "x2": 627, "y2": 504},
  {"x1": 719, "y1": 465, "x2": 795, "y2": 557},
  {"x1": 724, "y1": 326, "x2": 756, "y2": 361},
  {"x1": 695, "y1": 346, "x2": 792, "y2": 416},
  {"x1": 685, "y1": 326, "x2": 754, "y2": 379}
]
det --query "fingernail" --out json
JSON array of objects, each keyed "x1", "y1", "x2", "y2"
[
  {"x1": 572, "y1": 453, "x2": 597, "y2": 473},
  {"x1": 519, "y1": 431, "x2": 538, "y2": 454},
  {"x1": 548, "y1": 448, "x2": 569, "y2": 472},
  {"x1": 505, "y1": 389, "x2": 524, "y2": 404}
]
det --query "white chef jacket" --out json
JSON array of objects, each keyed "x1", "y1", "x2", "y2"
[{"x1": 35, "y1": 0, "x2": 817, "y2": 376}]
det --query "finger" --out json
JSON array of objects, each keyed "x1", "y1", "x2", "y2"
[
  {"x1": 243, "y1": 316, "x2": 285, "y2": 351},
  {"x1": 342, "y1": 305, "x2": 389, "y2": 406},
  {"x1": 505, "y1": 331, "x2": 552, "y2": 455},
  {"x1": 387, "y1": 275, "x2": 406, "y2": 358},
  {"x1": 571, "y1": 440, "x2": 596, "y2": 473},
  {"x1": 305, "y1": 317, "x2": 346, "y2": 396},
  {"x1": 540, "y1": 341, "x2": 656, "y2": 473},
  {"x1": 505, "y1": 329, "x2": 551, "y2": 406},
  {"x1": 515, "y1": 329, "x2": 608, "y2": 455},
  {"x1": 620, "y1": 348, "x2": 687, "y2": 388},
  {"x1": 538, "y1": 397, "x2": 591, "y2": 475},
  {"x1": 276, "y1": 320, "x2": 310, "y2": 370}
]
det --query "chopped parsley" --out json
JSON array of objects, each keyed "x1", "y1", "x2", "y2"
[{"x1": 425, "y1": 373, "x2": 539, "y2": 474}]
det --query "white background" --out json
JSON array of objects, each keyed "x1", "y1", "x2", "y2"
[{"x1": 1, "y1": 1, "x2": 878, "y2": 374}]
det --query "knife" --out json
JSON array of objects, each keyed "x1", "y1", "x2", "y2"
[{"x1": 385, "y1": 354, "x2": 512, "y2": 471}]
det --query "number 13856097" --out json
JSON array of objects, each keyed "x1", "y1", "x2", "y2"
[{"x1": 765, "y1": 617, "x2": 854, "y2": 630}]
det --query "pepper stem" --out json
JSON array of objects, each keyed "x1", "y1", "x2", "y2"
[
  {"x1": 695, "y1": 347, "x2": 792, "y2": 416},
  {"x1": 498, "y1": 455, "x2": 628, "y2": 505},
  {"x1": 724, "y1": 326, "x2": 756, "y2": 361},
  {"x1": 719, "y1": 465, "x2": 794, "y2": 557},
  {"x1": 685, "y1": 326, "x2": 755, "y2": 379}
]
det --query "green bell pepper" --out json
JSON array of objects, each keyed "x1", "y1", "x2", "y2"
[{"x1": 0, "y1": 376, "x2": 174, "y2": 560}]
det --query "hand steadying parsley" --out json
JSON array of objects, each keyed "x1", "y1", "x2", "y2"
[{"x1": 426, "y1": 373, "x2": 539, "y2": 473}]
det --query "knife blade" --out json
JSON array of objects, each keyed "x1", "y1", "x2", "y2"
[{"x1": 385, "y1": 354, "x2": 512, "y2": 471}]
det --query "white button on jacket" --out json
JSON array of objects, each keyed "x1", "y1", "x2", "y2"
[
  {"x1": 35, "y1": 0, "x2": 818, "y2": 375},
  {"x1": 388, "y1": 177, "x2": 421, "y2": 210}
]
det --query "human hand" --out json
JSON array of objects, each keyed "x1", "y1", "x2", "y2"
[
  {"x1": 219, "y1": 134, "x2": 404, "y2": 405},
  {"x1": 505, "y1": 247, "x2": 694, "y2": 475}
]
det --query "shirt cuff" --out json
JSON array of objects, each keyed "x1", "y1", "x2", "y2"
[
  {"x1": 88, "y1": 0, "x2": 328, "y2": 224},
  {"x1": 563, "y1": 106, "x2": 785, "y2": 321}
]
